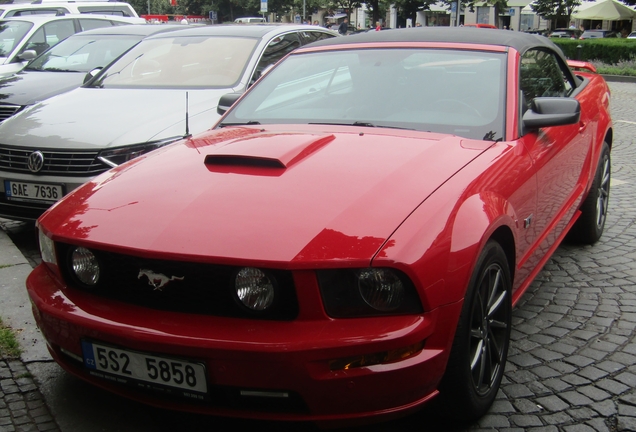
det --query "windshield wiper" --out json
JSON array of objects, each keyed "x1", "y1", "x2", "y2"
[
  {"x1": 41, "y1": 68, "x2": 80, "y2": 73},
  {"x1": 309, "y1": 122, "x2": 414, "y2": 131},
  {"x1": 218, "y1": 121, "x2": 261, "y2": 128}
]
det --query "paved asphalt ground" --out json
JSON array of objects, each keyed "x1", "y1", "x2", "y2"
[{"x1": 1, "y1": 80, "x2": 636, "y2": 432}]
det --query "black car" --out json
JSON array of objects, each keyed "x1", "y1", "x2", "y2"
[{"x1": 0, "y1": 24, "x2": 182, "y2": 124}]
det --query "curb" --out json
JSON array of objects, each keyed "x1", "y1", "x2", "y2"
[{"x1": 600, "y1": 74, "x2": 636, "y2": 83}]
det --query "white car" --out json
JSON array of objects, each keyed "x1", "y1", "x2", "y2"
[
  {"x1": 0, "y1": 1, "x2": 141, "y2": 19},
  {"x1": 0, "y1": 24, "x2": 339, "y2": 221},
  {"x1": 0, "y1": 14, "x2": 145, "y2": 78}
]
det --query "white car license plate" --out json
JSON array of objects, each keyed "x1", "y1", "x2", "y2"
[
  {"x1": 4, "y1": 180, "x2": 63, "y2": 203},
  {"x1": 81, "y1": 341, "x2": 208, "y2": 395}
]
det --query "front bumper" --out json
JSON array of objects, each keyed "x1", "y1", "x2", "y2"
[{"x1": 27, "y1": 264, "x2": 461, "y2": 424}]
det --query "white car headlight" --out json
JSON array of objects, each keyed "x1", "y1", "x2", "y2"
[{"x1": 97, "y1": 136, "x2": 184, "y2": 168}]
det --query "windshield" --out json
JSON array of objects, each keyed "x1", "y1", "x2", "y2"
[
  {"x1": 222, "y1": 48, "x2": 506, "y2": 141},
  {"x1": 27, "y1": 34, "x2": 143, "y2": 72},
  {"x1": 94, "y1": 35, "x2": 259, "y2": 89},
  {"x1": 0, "y1": 20, "x2": 32, "y2": 57}
]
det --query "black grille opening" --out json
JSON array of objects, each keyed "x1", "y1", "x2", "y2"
[{"x1": 57, "y1": 243, "x2": 299, "y2": 321}]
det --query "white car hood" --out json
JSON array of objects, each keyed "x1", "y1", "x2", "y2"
[{"x1": 0, "y1": 87, "x2": 231, "y2": 149}]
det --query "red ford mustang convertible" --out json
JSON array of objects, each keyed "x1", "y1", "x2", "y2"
[{"x1": 28, "y1": 28, "x2": 612, "y2": 425}]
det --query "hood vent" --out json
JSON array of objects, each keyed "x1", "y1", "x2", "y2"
[
  {"x1": 204, "y1": 133, "x2": 335, "y2": 172},
  {"x1": 205, "y1": 155, "x2": 285, "y2": 169}
]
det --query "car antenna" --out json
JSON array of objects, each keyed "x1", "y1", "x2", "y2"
[{"x1": 184, "y1": 91, "x2": 191, "y2": 138}]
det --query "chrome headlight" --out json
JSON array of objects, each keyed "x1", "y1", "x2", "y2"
[
  {"x1": 357, "y1": 268, "x2": 405, "y2": 311},
  {"x1": 70, "y1": 247, "x2": 100, "y2": 286},
  {"x1": 318, "y1": 267, "x2": 423, "y2": 318},
  {"x1": 38, "y1": 228, "x2": 57, "y2": 265},
  {"x1": 97, "y1": 136, "x2": 184, "y2": 168},
  {"x1": 234, "y1": 267, "x2": 276, "y2": 311}
]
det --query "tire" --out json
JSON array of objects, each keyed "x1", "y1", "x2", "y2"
[
  {"x1": 435, "y1": 241, "x2": 512, "y2": 424},
  {"x1": 568, "y1": 142, "x2": 611, "y2": 245}
]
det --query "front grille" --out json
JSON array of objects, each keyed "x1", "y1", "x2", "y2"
[
  {"x1": 0, "y1": 145, "x2": 109, "y2": 176},
  {"x1": 0, "y1": 104, "x2": 24, "y2": 124},
  {"x1": 57, "y1": 243, "x2": 299, "y2": 321}
]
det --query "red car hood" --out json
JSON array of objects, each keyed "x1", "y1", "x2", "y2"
[{"x1": 42, "y1": 125, "x2": 491, "y2": 267}]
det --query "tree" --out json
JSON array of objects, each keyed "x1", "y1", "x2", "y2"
[
  {"x1": 392, "y1": 0, "x2": 438, "y2": 26},
  {"x1": 439, "y1": 0, "x2": 509, "y2": 27},
  {"x1": 531, "y1": 0, "x2": 581, "y2": 28}
]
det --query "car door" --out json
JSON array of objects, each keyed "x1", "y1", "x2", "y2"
[
  {"x1": 17, "y1": 18, "x2": 75, "y2": 58},
  {"x1": 249, "y1": 32, "x2": 301, "y2": 86},
  {"x1": 78, "y1": 18, "x2": 120, "y2": 31},
  {"x1": 298, "y1": 30, "x2": 337, "y2": 45},
  {"x1": 518, "y1": 48, "x2": 591, "y2": 256}
]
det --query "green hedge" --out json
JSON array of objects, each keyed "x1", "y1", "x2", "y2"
[{"x1": 552, "y1": 38, "x2": 636, "y2": 64}]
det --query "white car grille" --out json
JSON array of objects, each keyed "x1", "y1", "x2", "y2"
[{"x1": 0, "y1": 145, "x2": 108, "y2": 176}]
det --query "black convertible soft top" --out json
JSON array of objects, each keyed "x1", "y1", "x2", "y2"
[{"x1": 307, "y1": 27, "x2": 563, "y2": 58}]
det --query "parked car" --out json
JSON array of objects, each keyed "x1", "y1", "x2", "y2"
[
  {"x1": 549, "y1": 27, "x2": 582, "y2": 38},
  {"x1": 233, "y1": 17, "x2": 265, "y2": 23},
  {"x1": 0, "y1": 14, "x2": 145, "y2": 78},
  {"x1": 463, "y1": 23, "x2": 497, "y2": 28},
  {"x1": 0, "y1": 1, "x2": 141, "y2": 19},
  {"x1": 580, "y1": 29, "x2": 617, "y2": 39},
  {"x1": 0, "y1": 24, "x2": 338, "y2": 221},
  {"x1": 0, "y1": 24, "x2": 182, "y2": 125},
  {"x1": 27, "y1": 28, "x2": 612, "y2": 426},
  {"x1": 627, "y1": 31, "x2": 636, "y2": 38}
]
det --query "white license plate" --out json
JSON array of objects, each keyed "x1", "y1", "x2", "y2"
[
  {"x1": 81, "y1": 341, "x2": 208, "y2": 395},
  {"x1": 4, "y1": 180, "x2": 63, "y2": 203}
]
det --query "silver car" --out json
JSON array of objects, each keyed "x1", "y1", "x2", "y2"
[{"x1": 0, "y1": 24, "x2": 338, "y2": 220}]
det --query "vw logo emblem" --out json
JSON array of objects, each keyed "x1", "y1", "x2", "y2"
[{"x1": 27, "y1": 151, "x2": 44, "y2": 173}]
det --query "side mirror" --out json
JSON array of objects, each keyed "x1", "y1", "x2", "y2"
[
  {"x1": 17, "y1": 50, "x2": 37, "y2": 62},
  {"x1": 217, "y1": 92, "x2": 243, "y2": 115},
  {"x1": 522, "y1": 97, "x2": 580, "y2": 130},
  {"x1": 83, "y1": 67, "x2": 103, "y2": 85}
]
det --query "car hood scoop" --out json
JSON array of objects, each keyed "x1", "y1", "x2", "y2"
[{"x1": 204, "y1": 132, "x2": 335, "y2": 172}]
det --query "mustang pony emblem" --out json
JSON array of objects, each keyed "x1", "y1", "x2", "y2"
[{"x1": 138, "y1": 269, "x2": 184, "y2": 291}]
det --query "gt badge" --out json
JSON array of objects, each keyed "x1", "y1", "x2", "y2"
[{"x1": 138, "y1": 269, "x2": 184, "y2": 291}]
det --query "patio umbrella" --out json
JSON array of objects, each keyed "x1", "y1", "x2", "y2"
[{"x1": 573, "y1": 0, "x2": 636, "y2": 20}]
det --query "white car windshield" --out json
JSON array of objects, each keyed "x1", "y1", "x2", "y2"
[
  {"x1": 27, "y1": 34, "x2": 143, "y2": 72},
  {"x1": 94, "y1": 35, "x2": 259, "y2": 88},
  {"x1": 222, "y1": 48, "x2": 507, "y2": 141},
  {"x1": 0, "y1": 20, "x2": 32, "y2": 57}
]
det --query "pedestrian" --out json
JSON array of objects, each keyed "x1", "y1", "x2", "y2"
[
  {"x1": 338, "y1": 17, "x2": 349, "y2": 35},
  {"x1": 375, "y1": 21, "x2": 381, "y2": 31}
]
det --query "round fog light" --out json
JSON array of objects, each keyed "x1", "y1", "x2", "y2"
[
  {"x1": 235, "y1": 267, "x2": 275, "y2": 311},
  {"x1": 358, "y1": 268, "x2": 405, "y2": 311},
  {"x1": 71, "y1": 247, "x2": 100, "y2": 286}
]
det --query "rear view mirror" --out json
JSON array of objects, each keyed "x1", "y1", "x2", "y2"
[
  {"x1": 83, "y1": 67, "x2": 103, "y2": 85},
  {"x1": 217, "y1": 92, "x2": 243, "y2": 115},
  {"x1": 523, "y1": 97, "x2": 580, "y2": 130},
  {"x1": 17, "y1": 50, "x2": 37, "y2": 62}
]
